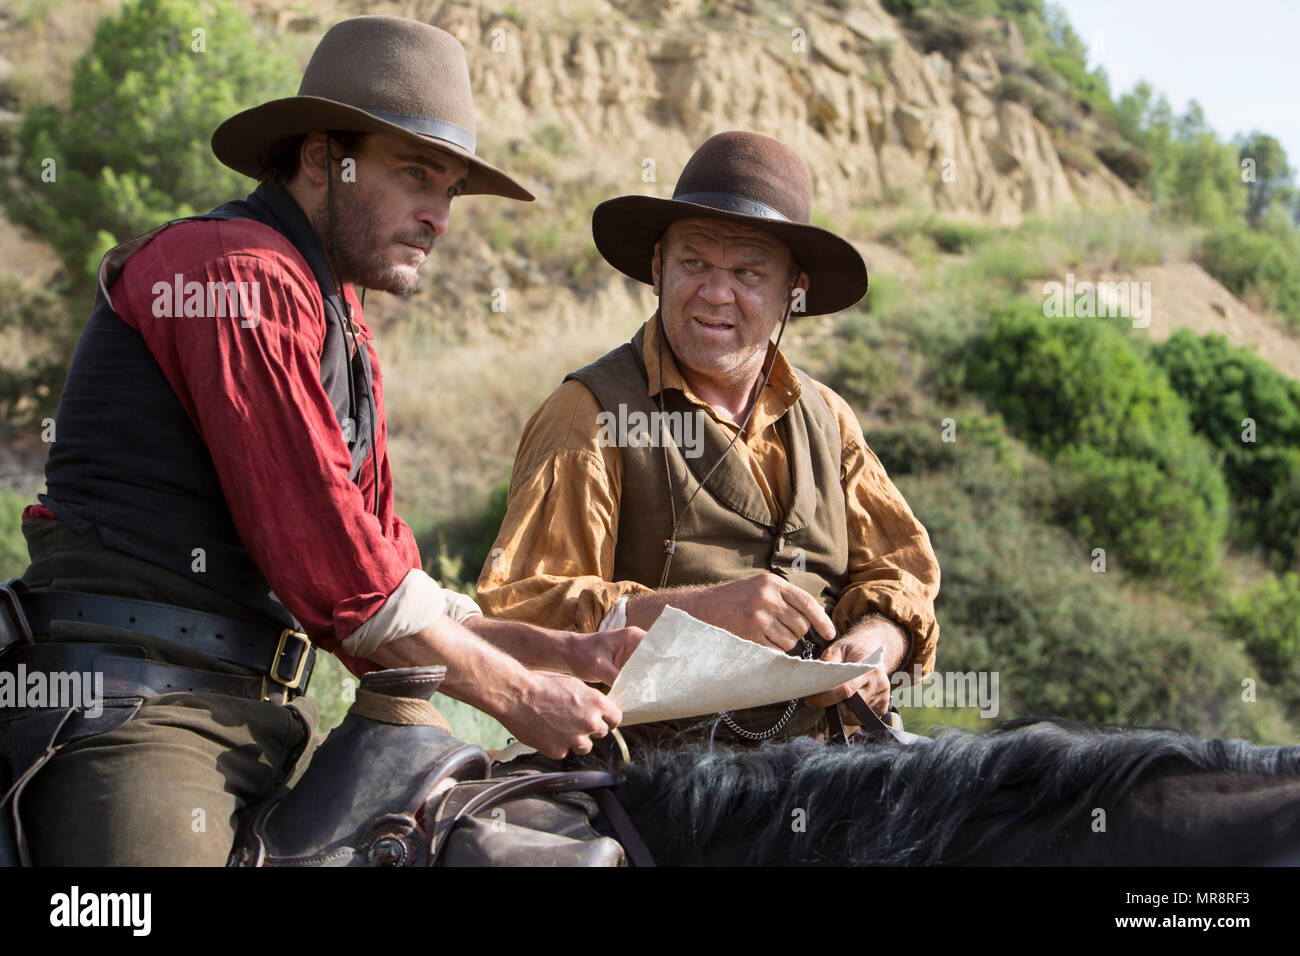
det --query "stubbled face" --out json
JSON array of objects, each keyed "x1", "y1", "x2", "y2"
[
  {"x1": 652, "y1": 217, "x2": 805, "y2": 392},
  {"x1": 310, "y1": 131, "x2": 469, "y2": 296}
]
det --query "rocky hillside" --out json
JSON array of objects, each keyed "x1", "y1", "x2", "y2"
[
  {"x1": 0, "y1": 0, "x2": 1138, "y2": 301},
  {"x1": 430, "y1": 0, "x2": 1134, "y2": 221}
]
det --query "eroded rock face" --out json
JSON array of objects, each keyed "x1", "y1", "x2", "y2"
[{"x1": 432, "y1": 0, "x2": 1133, "y2": 222}]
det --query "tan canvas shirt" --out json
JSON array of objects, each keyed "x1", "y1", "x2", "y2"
[{"x1": 477, "y1": 317, "x2": 941, "y2": 679}]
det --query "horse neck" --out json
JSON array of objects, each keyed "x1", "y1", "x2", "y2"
[{"x1": 989, "y1": 772, "x2": 1300, "y2": 866}]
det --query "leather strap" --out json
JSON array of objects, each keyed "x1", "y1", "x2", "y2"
[
  {"x1": 840, "y1": 692, "x2": 905, "y2": 744},
  {"x1": 2, "y1": 641, "x2": 300, "y2": 705},
  {"x1": 430, "y1": 769, "x2": 656, "y2": 868},
  {"x1": 17, "y1": 589, "x2": 314, "y2": 691},
  {"x1": 590, "y1": 785, "x2": 656, "y2": 868}
]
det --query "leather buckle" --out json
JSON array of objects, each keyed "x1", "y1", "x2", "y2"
[{"x1": 268, "y1": 628, "x2": 311, "y2": 690}]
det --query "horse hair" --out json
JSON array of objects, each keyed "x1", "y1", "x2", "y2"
[{"x1": 612, "y1": 716, "x2": 1300, "y2": 865}]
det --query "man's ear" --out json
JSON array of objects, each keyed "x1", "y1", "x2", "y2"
[
  {"x1": 298, "y1": 132, "x2": 332, "y2": 186},
  {"x1": 651, "y1": 240, "x2": 662, "y2": 294}
]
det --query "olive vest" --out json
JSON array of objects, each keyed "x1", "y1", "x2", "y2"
[{"x1": 565, "y1": 323, "x2": 849, "y2": 739}]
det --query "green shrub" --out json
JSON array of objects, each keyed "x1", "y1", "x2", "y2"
[
  {"x1": 929, "y1": 220, "x2": 988, "y2": 253},
  {"x1": 0, "y1": 280, "x2": 75, "y2": 425},
  {"x1": 861, "y1": 274, "x2": 905, "y2": 317},
  {"x1": 1150, "y1": 330, "x2": 1300, "y2": 564},
  {"x1": 1194, "y1": 225, "x2": 1300, "y2": 326},
  {"x1": 1051, "y1": 445, "x2": 1226, "y2": 582},
  {"x1": 996, "y1": 73, "x2": 1045, "y2": 108},
  {"x1": 1215, "y1": 573, "x2": 1300, "y2": 716},
  {"x1": 966, "y1": 305, "x2": 1188, "y2": 458},
  {"x1": 2, "y1": 0, "x2": 296, "y2": 291},
  {"x1": 1053, "y1": 138, "x2": 1099, "y2": 174},
  {"x1": 962, "y1": 232, "x2": 1062, "y2": 288},
  {"x1": 867, "y1": 411, "x2": 1013, "y2": 478},
  {"x1": 883, "y1": 216, "x2": 987, "y2": 254},
  {"x1": 865, "y1": 422, "x2": 957, "y2": 477},
  {"x1": 966, "y1": 305, "x2": 1229, "y2": 582},
  {"x1": 419, "y1": 480, "x2": 511, "y2": 593},
  {"x1": 903, "y1": 7, "x2": 995, "y2": 59},
  {"x1": 1096, "y1": 140, "x2": 1153, "y2": 188},
  {"x1": 814, "y1": 307, "x2": 901, "y2": 410},
  {"x1": 896, "y1": 443, "x2": 1290, "y2": 741}
]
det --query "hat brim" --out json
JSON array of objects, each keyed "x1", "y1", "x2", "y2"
[
  {"x1": 211, "y1": 96, "x2": 534, "y2": 201},
  {"x1": 592, "y1": 195, "x2": 867, "y2": 315}
]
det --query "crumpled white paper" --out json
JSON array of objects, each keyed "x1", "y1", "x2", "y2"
[{"x1": 607, "y1": 606, "x2": 882, "y2": 725}]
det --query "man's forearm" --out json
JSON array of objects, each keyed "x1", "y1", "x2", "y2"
[
  {"x1": 624, "y1": 587, "x2": 709, "y2": 630},
  {"x1": 460, "y1": 615, "x2": 574, "y2": 674},
  {"x1": 366, "y1": 616, "x2": 534, "y2": 719}
]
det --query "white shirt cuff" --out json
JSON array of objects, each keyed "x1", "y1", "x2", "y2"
[
  {"x1": 598, "y1": 595, "x2": 629, "y2": 631},
  {"x1": 339, "y1": 568, "x2": 481, "y2": 659}
]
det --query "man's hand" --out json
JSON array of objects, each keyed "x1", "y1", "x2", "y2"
[
  {"x1": 499, "y1": 671, "x2": 622, "y2": 760},
  {"x1": 802, "y1": 631, "x2": 892, "y2": 717},
  {"x1": 367, "y1": 616, "x2": 625, "y2": 760},
  {"x1": 562, "y1": 626, "x2": 643, "y2": 686},
  {"x1": 803, "y1": 614, "x2": 910, "y2": 718},
  {"x1": 626, "y1": 572, "x2": 835, "y2": 652}
]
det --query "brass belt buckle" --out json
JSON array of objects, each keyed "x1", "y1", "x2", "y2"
[{"x1": 268, "y1": 628, "x2": 312, "y2": 690}]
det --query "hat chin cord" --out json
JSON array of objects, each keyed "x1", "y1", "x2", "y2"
[
  {"x1": 323, "y1": 133, "x2": 380, "y2": 519},
  {"x1": 654, "y1": 245, "x2": 796, "y2": 588}
]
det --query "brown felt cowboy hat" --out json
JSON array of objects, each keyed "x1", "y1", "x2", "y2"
[
  {"x1": 592, "y1": 131, "x2": 867, "y2": 315},
  {"x1": 211, "y1": 16, "x2": 533, "y2": 201}
]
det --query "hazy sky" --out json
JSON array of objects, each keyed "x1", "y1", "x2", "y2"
[{"x1": 1052, "y1": 0, "x2": 1299, "y2": 169}]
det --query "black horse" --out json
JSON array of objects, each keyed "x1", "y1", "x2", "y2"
[
  {"x1": 218, "y1": 669, "x2": 1300, "y2": 867},
  {"x1": 612, "y1": 717, "x2": 1300, "y2": 865}
]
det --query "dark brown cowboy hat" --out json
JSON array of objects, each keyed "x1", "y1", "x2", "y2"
[
  {"x1": 211, "y1": 16, "x2": 533, "y2": 201},
  {"x1": 592, "y1": 131, "x2": 867, "y2": 315}
]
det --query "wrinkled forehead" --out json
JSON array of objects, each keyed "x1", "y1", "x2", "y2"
[{"x1": 661, "y1": 217, "x2": 793, "y2": 262}]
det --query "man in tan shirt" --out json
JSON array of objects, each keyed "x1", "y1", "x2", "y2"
[{"x1": 478, "y1": 131, "x2": 940, "y2": 743}]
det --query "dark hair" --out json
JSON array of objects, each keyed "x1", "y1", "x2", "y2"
[{"x1": 262, "y1": 130, "x2": 369, "y2": 184}]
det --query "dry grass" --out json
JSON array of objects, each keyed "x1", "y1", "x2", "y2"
[{"x1": 382, "y1": 278, "x2": 653, "y2": 533}]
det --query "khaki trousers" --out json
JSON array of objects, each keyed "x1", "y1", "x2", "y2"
[{"x1": 8, "y1": 518, "x2": 321, "y2": 866}]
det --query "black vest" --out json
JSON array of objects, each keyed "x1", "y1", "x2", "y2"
[{"x1": 38, "y1": 181, "x2": 375, "y2": 627}]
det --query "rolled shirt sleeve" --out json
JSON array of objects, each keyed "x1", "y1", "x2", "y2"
[
  {"x1": 818, "y1": 384, "x2": 941, "y2": 680},
  {"x1": 476, "y1": 379, "x2": 652, "y2": 631}
]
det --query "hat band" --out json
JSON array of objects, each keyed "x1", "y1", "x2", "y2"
[
  {"x1": 673, "y1": 192, "x2": 791, "y2": 222},
  {"x1": 363, "y1": 108, "x2": 477, "y2": 153}
]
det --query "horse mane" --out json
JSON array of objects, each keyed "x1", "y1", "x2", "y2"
[{"x1": 613, "y1": 716, "x2": 1300, "y2": 865}]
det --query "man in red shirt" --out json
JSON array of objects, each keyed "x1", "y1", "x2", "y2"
[{"x1": 1, "y1": 16, "x2": 639, "y2": 865}]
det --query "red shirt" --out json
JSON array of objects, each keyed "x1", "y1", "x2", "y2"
[{"x1": 24, "y1": 217, "x2": 420, "y2": 673}]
